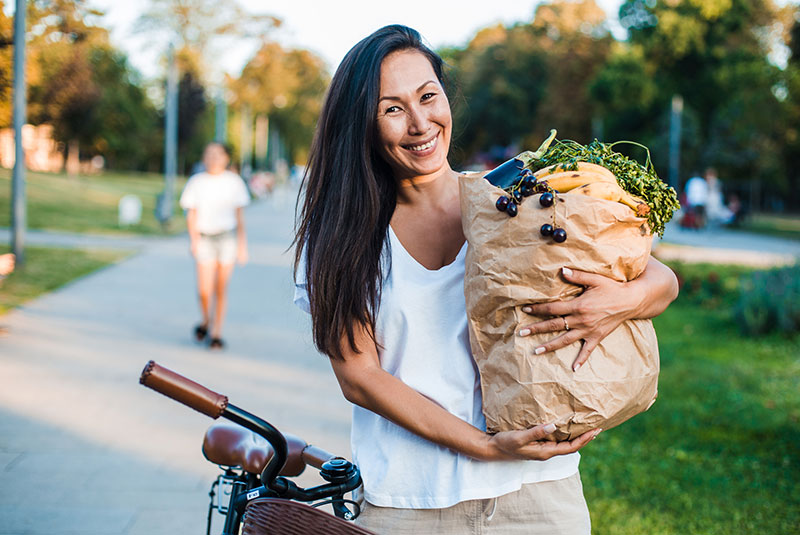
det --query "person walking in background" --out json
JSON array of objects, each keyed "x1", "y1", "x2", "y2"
[
  {"x1": 0, "y1": 253, "x2": 14, "y2": 284},
  {"x1": 180, "y1": 142, "x2": 250, "y2": 350}
]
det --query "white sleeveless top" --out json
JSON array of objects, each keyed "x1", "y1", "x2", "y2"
[{"x1": 294, "y1": 227, "x2": 579, "y2": 509}]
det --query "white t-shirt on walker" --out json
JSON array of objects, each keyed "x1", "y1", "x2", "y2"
[
  {"x1": 179, "y1": 170, "x2": 250, "y2": 235},
  {"x1": 294, "y1": 226, "x2": 579, "y2": 509}
]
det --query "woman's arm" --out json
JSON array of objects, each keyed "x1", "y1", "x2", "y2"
[
  {"x1": 330, "y1": 323, "x2": 600, "y2": 462},
  {"x1": 186, "y1": 208, "x2": 199, "y2": 258},
  {"x1": 519, "y1": 255, "x2": 679, "y2": 371},
  {"x1": 235, "y1": 207, "x2": 248, "y2": 265}
]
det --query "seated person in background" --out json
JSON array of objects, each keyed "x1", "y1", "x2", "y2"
[{"x1": 684, "y1": 172, "x2": 709, "y2": 228}]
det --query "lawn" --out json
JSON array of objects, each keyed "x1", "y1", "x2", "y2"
[
  {"x1": 581, "y1": 263, "x2": 799, "y2": 534},
  {"x1": 0, "y1": 168, "x2": 187, "y2": 235},
  {"x1": 739, "y1": 212, "x2": 800, "y2": 241},
  {"x1": 0, "y1": 245, "x2": 129, "y2": 314}
]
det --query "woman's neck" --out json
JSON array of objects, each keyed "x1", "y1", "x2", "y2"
[{"x1": 396, "y1": 165, "x2": 458, "y2": 205}]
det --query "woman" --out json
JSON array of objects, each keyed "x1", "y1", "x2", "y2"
[
  {"x1": 294, "y1": 25, "x2": 678, "y2": 533},
  {"x1": 180, "y1": 142, "x2": 249, "y2": 349}
]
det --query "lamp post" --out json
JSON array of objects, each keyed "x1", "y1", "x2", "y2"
[
  {"x1": 11, "y1": 0, "x2": 26, "y2": 264},
  {"x1": 668, "y1": 95, "x2": 683, "y2": 192},
  {"x1": 158, "y1": 43, "x2": 179, "y2": 225}
]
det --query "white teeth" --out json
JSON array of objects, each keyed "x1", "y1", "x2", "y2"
[{"x1": 407, "y1": 138, "x2": 436, "y2": 152}]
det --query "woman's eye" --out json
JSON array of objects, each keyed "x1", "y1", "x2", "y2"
[
  {"x1": 385, "y1": 106, "x2": 401, "y2": 114},
  {"x1": 421, "y1": 92, "x2": 436, "y2": 102}
]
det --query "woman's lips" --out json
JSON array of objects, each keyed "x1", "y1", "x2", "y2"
[{"x1": 402, "y1": 134, "x2": 438, "y2": 156}]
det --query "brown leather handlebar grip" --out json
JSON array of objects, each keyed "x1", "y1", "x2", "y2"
[
  {"x1": 301, "y1": 444, "x2": 337, "y2": 470},
  {"x1": 140, "y1": 360, "x2": 228, "y2": 419}
]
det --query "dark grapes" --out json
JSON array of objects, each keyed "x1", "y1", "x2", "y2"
[
  {"x1": 512, "y1": 190, "x2": 523, "y2": 204},
  {"x1": 496, "y1": 196, "x2": 510, "y2": 212},
  {"x1": 539, "y1": 192, "x2": 554, "y2": 207},
  {"x1": 521, "y1": 175, "x2": 536, "y2": 190},
  {"x1": 506, "y1": 202, "x2": 518, "y2": 217},
  {"x1": 552, "y1": 228, "x2": 567, "y2": 243},
  {"x1": 540, "y1": 223, "x2": 554, "y2": 236},
  {"x1": 520, "y1": 185, "x2": 534, "y2": 197}
]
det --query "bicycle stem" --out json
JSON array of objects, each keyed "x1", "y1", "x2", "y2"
[{"x1": 222, "y1": 403, "x2": 288, "y2": 485}]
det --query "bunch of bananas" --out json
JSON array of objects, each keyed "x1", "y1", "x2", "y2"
[{"x1": 534, "y1": 162, "x2": 650, "y2": 217}]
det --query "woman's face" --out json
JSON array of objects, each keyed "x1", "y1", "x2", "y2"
[
  {"x1": 203, "y1": 143, "x2": 229, "y2": 174},
  {"x1": 376, "y1": 49, "x2": 451, "y2": 180}
]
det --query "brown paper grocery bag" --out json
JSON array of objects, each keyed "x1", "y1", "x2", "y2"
[{"x1": 459, "y1": 171, "x2": 660, "y2": 441}]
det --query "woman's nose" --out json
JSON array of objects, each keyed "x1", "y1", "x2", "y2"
[{"x1": 406, "y1": 105, "x2": 431, "y2": 134}]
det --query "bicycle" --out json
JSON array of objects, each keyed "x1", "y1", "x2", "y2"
[{"x1": 139, "y1": 360, "x2": 375, "y2": 534}]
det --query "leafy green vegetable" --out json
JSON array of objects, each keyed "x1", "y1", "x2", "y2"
[{"x1": 518, "y1": 130, "x2": 680, "y2": 237}]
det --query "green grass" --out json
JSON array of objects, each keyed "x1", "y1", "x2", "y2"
[
  {"x1": 0, "y1": 245, "x2": 129, "y2": 314},
  {"x1": 581, "y1": 263, "x2": 799, "y2": 534},
  {"x1": 0, "y1": 168, "x2": 187, "y2": 235},
  {"x1": 739, "y1": 212, "x2": 800, "y2": 241}
]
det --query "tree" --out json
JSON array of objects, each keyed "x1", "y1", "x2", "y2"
[
  {"x1": 781, "y1": 3, "x2": 800, "y2": 209},
  {"x1": 230, "y1": 42, "x2": 328, "y2": 165},
  {"x1": 136, "y1": 0, "x2": 280, "y2": 81},
  {"x1": 445, "y1": 24, "x2": 549, "y2": 164},
  {"x1": 615, "y1": 0, "x2": 788, "y2": 197},
  {"x1": 444, "y1": 0, "x2": 613, "y2": 166},
  {"x1": 86, "y1": 46, "x2": 160, "y2": 170},
  {"x1": 0, "y1": 1, "x2": 14, "y2": 128},
  {"x1": 176, "y1": 69, "x2": 209, "y2": 174},
  {"x1": 25, "y1": 0, "x2": 109, "y2": 172}
]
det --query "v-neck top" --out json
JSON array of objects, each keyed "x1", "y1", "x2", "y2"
[
  {"x1": 294, "y1": 232, "x2": 579, "y2": 509},
  {"x1": 387, "y1": 225, "x2": 467, "y2": 275}
]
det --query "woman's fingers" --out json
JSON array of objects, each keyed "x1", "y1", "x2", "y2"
[
  {"x1": 560, "y1": 266, "x2": 609, "y2": 288},
  {"x1": 529, "y1": 330, "x2": 585, "y2": 355},
  {"x1": 520, "y1": 428, "x2": 601, "y2": 459},
  {"x1": 523, "y1": 300, "x2": 574, "y2": 318},
  {"x1": 572, "y1": 338, "x2": 599, "y2": 372},
  {"x1": 518, "y1": 316, "x2": 568, "y2": 337}
]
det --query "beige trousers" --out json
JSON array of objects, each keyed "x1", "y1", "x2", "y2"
[{"x1": 354, "y1": 472, "x2": 591, "y2": 535}]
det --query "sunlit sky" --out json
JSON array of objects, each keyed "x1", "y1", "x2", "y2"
[{"x1": 82, "y1": 0, "x2": 627, "y2": 81}]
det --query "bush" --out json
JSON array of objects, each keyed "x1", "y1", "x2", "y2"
[{"x1": 735, "y1": 265, "x2": 800, "y2": 336}]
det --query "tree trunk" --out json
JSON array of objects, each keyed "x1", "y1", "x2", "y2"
[{"x1": 66, "y1": 139, "x2": 80, "y2": 177}]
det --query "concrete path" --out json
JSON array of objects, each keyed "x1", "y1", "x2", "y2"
[
  {"x1": 0, "y1": 228, "x2": 171, "y2": 252},
  {"x1": 655, "y1": 220, "x2": 800, "y2": 267},
  {"x1": 0, "y1": 187, "x2": 352, "y2": 534}
]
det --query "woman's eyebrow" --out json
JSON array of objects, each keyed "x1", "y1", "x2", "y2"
[{"x1": 378, "y1": 80, "x2": 438, "y2": 102}]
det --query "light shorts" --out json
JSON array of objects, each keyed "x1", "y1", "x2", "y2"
[
  {"x1": 196, "y1": 230, "x2": 237, "y2": 265},
  {"x1": 354, "y1": 471, "x2": 590, "y2": 535}
]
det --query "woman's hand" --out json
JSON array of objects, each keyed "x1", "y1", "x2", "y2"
[
  {"x1": 236, "y1": 243, "x2": 249, "y2": 265},
  {"x1": 485, "y1": 424, "x2": 601, "y2": 461},
  {"x1": 518, "y1": 257, "x2": 678, "y2": 371}
]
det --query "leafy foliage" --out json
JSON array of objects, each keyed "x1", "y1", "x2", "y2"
[
  {"x1": 529, "y1": 136, "x2": 680, "y2": 236},
  {"x1": 230, "y1": 42, "x2": 329, "y2": 165},
  {"x1": 735, "y1": 265, "x2": 800, "y2": 336}
]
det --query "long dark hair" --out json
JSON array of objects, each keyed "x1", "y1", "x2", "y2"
[{"x1": 294, "y1": 25, "x2": 446, "y2": 360}]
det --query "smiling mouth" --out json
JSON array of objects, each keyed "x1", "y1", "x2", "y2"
[{"x1": 403, "y1": 135, "x2": 438, "y2": 152}]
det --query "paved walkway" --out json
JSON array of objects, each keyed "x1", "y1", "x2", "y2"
[
  {"x1": 0, "y1": 228, "x2": 171, "y2": 252},
  {"x1": 655, "y1": 220, "x2": 800, "y2": 267},
  {"x1": 0, "y1": 187, "x2": 352, "y2": 534}
]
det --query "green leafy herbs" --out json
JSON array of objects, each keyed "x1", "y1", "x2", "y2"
[{"x1": 519, "y1": 133, "x2": 680, "y2": 237}]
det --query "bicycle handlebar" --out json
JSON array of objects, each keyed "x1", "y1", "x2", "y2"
[{"x1": 140, "y1": 360, "x2": 229, "y2": 418}]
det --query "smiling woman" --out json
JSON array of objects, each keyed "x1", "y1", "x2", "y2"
[{"x1": 292, "y1": 24, "x2": 677, "y2": 534}]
